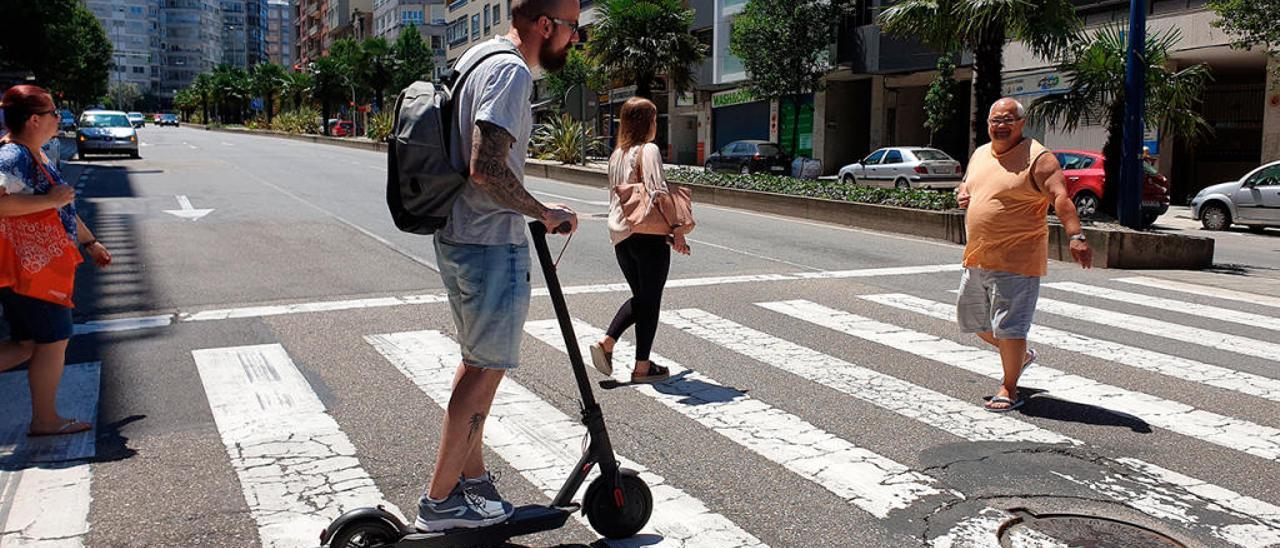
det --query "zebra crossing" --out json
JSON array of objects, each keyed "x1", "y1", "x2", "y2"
[{"x1": 3, "y1": 274, "x2": 1280, "y2": 547}]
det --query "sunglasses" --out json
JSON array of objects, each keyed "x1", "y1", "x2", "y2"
[{"x1": 544, "y1": 15, "x2": 579, "y2": 35}]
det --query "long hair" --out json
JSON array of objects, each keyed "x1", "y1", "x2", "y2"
[
  {"x1": 616, "y1": 96, "x2": 656, "y2": 152},
  {"x1": 0, "y1": 85, "x2": 54, "y2": 135}
]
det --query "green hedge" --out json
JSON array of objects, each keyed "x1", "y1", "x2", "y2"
[{"x1": 667, "y1": 168, "x2": 959, "y2": 211}]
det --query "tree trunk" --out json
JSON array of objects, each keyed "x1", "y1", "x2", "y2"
[
  {"x1": 267, "y1": 92, "x2": 275, "y2": 124},
  {"x1": 1099, "y1": 100, "x2": 1126, "y2": 219},
  {"x1": 971, "y1": 20, "x2": 1005, "y2": 150},
  {"x1": 322, "y1": 100, "x2": 332, "y2": 136},
  {"x1": 791, "y1": 94, "x2": 802, "y2": 158}
]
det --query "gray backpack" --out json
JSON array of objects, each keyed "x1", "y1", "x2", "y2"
[{"x1": 386, "y1": 41, "x2": 519, "y2": 235}]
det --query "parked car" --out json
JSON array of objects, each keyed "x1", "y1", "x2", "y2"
[
  {"x1": 58, "y1": 109, "x2": 77, "y2": 131},
  {"x1": 837, "y1": 147, "x2": 963, "y2": 190},
  {"x1": 76, "y1": 110, "x2": 140, "y2": 159},
  {"x1": 126, "y1": 112, "x2": 146, "y2": 128},
  {"x1": 1053, "y1": 150, "x2": 1170, "y2": 227},
  {"x1": 704, "y1": 140, "x2": 790, "y2": 175},
  {"x1": 1191, "y1": 160, "x2": 1280, "y2": 232},
  {"x1": 157, "y1": 113, "x2": 180, "y2": 127},
  {"x1": 328, "y1": 119, "x2": 354, "y2": 137}
]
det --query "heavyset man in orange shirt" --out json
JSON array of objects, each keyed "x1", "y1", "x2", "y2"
[{"x1": 955, "y1": 98, "x2": 1094, "y2": 412}]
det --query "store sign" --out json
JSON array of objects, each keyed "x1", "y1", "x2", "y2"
[
  {"x1": 712, "y1": 88, "x2": 755, "y2": 109},
  {"x1": 676, "y1": 92, "x2": 696, "y2": 107},
  {"x1": 1001, "y1": 71, "x2": 1070, "y2": 98},
  {"x1": 609, "y1": 85, "x2": 638, "y2": 104}
]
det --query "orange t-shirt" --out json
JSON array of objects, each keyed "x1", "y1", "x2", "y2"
[{"x1": 962, "y1": 139, "x2": 1055, "y2": 277}]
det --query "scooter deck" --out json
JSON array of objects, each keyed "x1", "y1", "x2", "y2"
[{"x1": 394, "y1": 505, "x2": 578, "y2": 547}]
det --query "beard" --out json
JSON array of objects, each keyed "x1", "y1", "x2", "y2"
[{"x1": 540, "y1": 41, "x2": 571, "y2": 72}]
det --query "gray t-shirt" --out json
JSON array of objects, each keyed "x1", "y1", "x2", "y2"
[{"x1": 439, "y1": 36, "x2": 534, "y2": 246}]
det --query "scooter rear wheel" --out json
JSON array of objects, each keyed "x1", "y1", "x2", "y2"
[
  {"x1": 584, "y1": 469, "x2": 653, "y2": 539},
  {"x1": 328, "y1": 519, "x2": 401, "y2": 548}
]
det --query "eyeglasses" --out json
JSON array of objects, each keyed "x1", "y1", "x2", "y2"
[
  {"x1": 544, "y1": 16, "x2": 579, "y2": 35},
  {"x1": 988, "y1": 116, "x2": 1022, "y2": 126}
]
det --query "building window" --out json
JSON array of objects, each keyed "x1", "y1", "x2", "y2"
[
  {"x1": 491, "y1": 4, "x2": 500, "y2": 25},
  {"x1": 448, "y1": 0, "x2": 467, "y2": 11},
  {"x1": 471, "y1": 14, "x2": 480, "y2": 40},
  {"x1": 447, "y1": 16, "x2": 468, "y2": 45},
  {"x1": 483, "y1": 7, "x2": 489, "y2": 33}
]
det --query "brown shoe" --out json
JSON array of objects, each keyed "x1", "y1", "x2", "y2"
[{"x1": 630, "y1": 363, "x2": 670, "y2": 384}]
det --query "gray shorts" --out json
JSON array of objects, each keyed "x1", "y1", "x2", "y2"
[
  {"x1": 956, "y1": 267, "x2": 1041, "y2": 340},
  {"x1": 434, "y1": 237, "x2": 532, "y2": 370}
]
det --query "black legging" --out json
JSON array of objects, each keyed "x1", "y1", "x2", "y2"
[{"x1": 606, "y1": 234, "x2": 671, "y2": 361}]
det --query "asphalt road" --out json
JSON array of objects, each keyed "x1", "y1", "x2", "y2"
[{"x1": 2, "y1": 126, "x2": 1279, "y2": 547}]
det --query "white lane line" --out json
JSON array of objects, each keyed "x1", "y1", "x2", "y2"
[
  {"x1": 191, "y1": 344, "x2": 401, "y2": 547},
  {"x1": 182, "y1": 296, "x2": 412, "y2": 322},
  {"x1": 1034, "y1": 296, "x2": 1280, "y2": 362},
  {"x1": 74, "y1": 315, "x2": 173, "y2": 335},
  {"x1": 1054, "y1": 459, "x2": 1280, "y2": 548},
  {"x1": 367, "y1": 331, "x2": 767, "y2": 547},
  {"x1": 1117, "y1": 276, "x2": 1280, "y2": 310},
  {"x1": 793, "y1": 263, "x2": 964, "y2": 279},
  {"x1": 683, "y1": 238, "x2": 825, "y2": 271},
  {"x1": 188, "y1": 145, "x2": 198, "y2": 150},
  {"x1": 863, "y1": 294, "x2": 1280, "y2": 403},
  {"x1": 760, "y1": 300, "x2": 1280, "y2": 463},
  {"x1": 1044, "y1": 281, "x2": 1280, "y2": 332},
  {"x1": 0, "y1": 363, "x2": 100, "y2": 547},
  {"x1": 526, "y1": 319, "x2": 949, "y2": 519},
  {"x1": 660, "y1": 310, "x2": 1074, "y2": 446}
]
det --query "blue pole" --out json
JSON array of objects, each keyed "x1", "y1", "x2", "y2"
[{"x1": 1119, "y1": 0, "x2": 1147, "y2": 228}]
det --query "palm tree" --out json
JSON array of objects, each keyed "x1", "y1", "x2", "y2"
[
  {"x1": 1028, "y1": 24, "x2": 1212, "y2": 219},
  {"x1": 193, "y1": 73, "x2": 214, "y2": 124},
  {"x1": 879, "y1": 0, "x2": 1081, "y2": 147},
  {"x1": 173, "y1": 89, "x2": 199, "y2": 122},
  {"x1": 361, "y1": 37, "x2": 395, "y2": 110},
  {"x1": 210, "y1": 65, "x2": 252, "y2": 123},
  {"x1": 252, "y1": 63, "x2": 288, "y2": 124},
  {"x1": 587, "y1": 0, "x2": 705, "y2": 98},
  {"x1": 282, "y1": 70, "x2": 313, "y2": 111},
  {"x1": 311, "y1": 56, "x2": 348, "y2": 136}
]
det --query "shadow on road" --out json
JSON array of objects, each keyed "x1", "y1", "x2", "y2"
[{"x1": 1016, "y1": 389, "x2": 1153, "y2": 433}]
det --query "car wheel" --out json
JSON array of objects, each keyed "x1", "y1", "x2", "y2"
[
  {"x1": 1200, "y1": 203, "x2": 1231, "y2": 231},
  {"x1": 130, "y1": 150, "x2": 141, "y2": 159},
  {"x1": 1248, "y1": 225, "x2": 1267, "y2": 234},
  {"x1": 740, "y1": 164, "x2": 751, "y2": 175},
  {"x1": 842, "y1": 173, "x2": 857, "y2": 186},
  {"x1": 1140, "y1": 211, "x2": 1160, "y2": 228},
  {"x1": 1073, "y1": 191, "x2": 1100, "y2": 218},
  {"x1": 894, "y1": 178, "x2": 910, "y2": 190}
]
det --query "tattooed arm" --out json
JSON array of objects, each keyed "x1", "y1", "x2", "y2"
[{"x1": 470, "y1": 120, "x2": 577, "y2": 233}]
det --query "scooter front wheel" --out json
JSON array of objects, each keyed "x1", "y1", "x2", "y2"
[
  {"x1": 327, "y1": 519, "x2": 401, "y2": 548},
  {"x1": 584, "y1": 469, "x2": 653, "y2": 539}
]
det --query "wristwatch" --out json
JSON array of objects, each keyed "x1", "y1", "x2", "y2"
[{"x1": 1069, "y1": 233, "x2": 1087, "y2": 242}]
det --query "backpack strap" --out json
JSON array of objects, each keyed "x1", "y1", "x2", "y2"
[{"x1": 442, "y1": 41, "x2": 521, "y2": 94}]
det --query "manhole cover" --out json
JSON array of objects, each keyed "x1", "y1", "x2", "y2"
[{"x1": 1001, "y1": 513, "x2": 1186, "y2": 548}]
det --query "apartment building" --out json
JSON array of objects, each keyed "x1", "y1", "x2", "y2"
[{"x1": 266, "y1": 0, "x2": 296, "y2": 67}]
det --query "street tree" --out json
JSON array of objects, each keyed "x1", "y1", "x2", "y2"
[
  {"x1": 211, "y1": 65, "x2": 253, "y2": 123},
  {"x1": 392, "y1": 25, "x2": 436, "y2": 93},
  {"x1": 107, "y1": 81, "x2": 142, "y2": 111},
  {"x1": 252, "y1": 63, "x2": 288, "y2": 124},
  {"x1": 0, "y1": 0, "x2": 112, "y2": 109},
  {"x1": 923, "y1": 54, "x2": 960, "y2": 147},
  {"x1": 361, "y1": 37, "x2": 396, "y2": 110},
  {"x1": 173, "y1": 89, "x2": 199, "y2": 122},
  {"x1": 879, "y1": 0, "x2": 1080, "y2": 148},
  {"x1": 730, "y1": 0, "x2": 845, "y2": 158},
  {"x1": 544, "y1": 48, "x2": 598, "y2": 109},
  {"x1": 193, "y1": 73, "x2": 214, "y2": 123},
  {"x1": 587, "y1": 0, "x2": 706, "y2": 98},
  {"x1": 1208, "y1": 0, "x2": 1280, "y2": 80},
  {"x1": 329, "y1": 38, "x2": 365, "y2": 107},
  {"x1": 282, "y1": 70, "x2": 313, "y2": 111},
  {"x1": 311, "y1": 56, "x2": 349, "y2": 136},
  {"x1": 1028, "y1": 25, "x2": 1211, "y2": 220}
]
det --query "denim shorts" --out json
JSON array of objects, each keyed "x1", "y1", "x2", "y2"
[
  {"x1": 956, "y1": 267, "x2": 1041, "y2": 340},
  {"x1": 1, "y1": 288, "x2": 74, "y2": 344},
  {"x1": 434, "y1": 237, "x2": 531, "y2": 370}
]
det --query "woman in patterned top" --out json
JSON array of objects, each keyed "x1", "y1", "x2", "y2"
[{"x1": 0, "y1": 85, "x2": 111, "y2": 437}]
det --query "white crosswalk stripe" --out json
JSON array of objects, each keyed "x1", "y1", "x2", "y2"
[
  {"x1": 758, "y1": 299, "x2": 1280, "y2": 462},
  {"x1": 367, "y1": 330, "x2": 768, "y2": 547},
  {"x1": 659, "y1": 310, "x2": 1074, "y2": 445},
  {"x1": 1034, "y1": 296, "x2": 1280, "y2": 361},
  {"x1": 863, "y1": 293, "x2": 1280, "y2": 403},
  {"x1": 191, "y1": 344, "x2": 402, "y2": 548},
  {"x1": 525, "y1": 319, "x2": 952, "y2": 519},
  {"x1": 1117, "y1": 276, "x2": 1280, "y2": 310},
  {"x1": 1044, "y1": 281, "x2": 1280, "y2": 332}
]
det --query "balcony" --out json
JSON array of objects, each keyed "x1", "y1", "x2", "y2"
[{"x1": 836, "y1": 22, "x2": 944, "y2": 75}]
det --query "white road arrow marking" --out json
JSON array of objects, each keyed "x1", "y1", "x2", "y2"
[{"x1": 163, "y1": 195, "x2": 213, "y2": 221}]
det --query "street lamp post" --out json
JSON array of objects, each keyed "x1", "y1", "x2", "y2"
[{"x1": 1118, "y1": 0, "x2": 1147, "y2": 228}]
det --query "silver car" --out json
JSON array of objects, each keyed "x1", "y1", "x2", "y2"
[
  {"x1": 76, "y1": 110, "x2": 140, "y2": 159},
  {"x1": 837, "y1": 147, "x2": 964, "y2": 190},
  {"x1": 1191, "y1": 160, "x2": 1280, "y2": 232}
]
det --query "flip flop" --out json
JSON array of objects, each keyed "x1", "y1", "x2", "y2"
[
  {"x1": 984, "y1": 395, "x2": 1025, "y2": 413},
  {"x1": 630, "y1": 363, "x2": 670, "y2": 384},
  {"x1": 589, "y1": 343, "x2": 613, "y2": 376},
  {"x1": 1022, "y1": 348, "x2": 1038, "y2": 372},
  {"x1": 28, "y1": 418, "x2": 91, "y2": 438}
]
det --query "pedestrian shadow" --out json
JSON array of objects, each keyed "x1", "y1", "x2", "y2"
[
  {"x1": 1014, "y1": 388, "x2": 1153, "y2": 433},
  {"x1": 599, "y1": 370, "x2": 750, "y2": 406}
]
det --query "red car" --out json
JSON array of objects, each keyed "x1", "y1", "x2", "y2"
[
  {"x1": 1053, "y1": 150, "x2": 1171, "y2": 227},
  {"x1": 328, "y1": 119, "x2": 354, "y2": 137}
]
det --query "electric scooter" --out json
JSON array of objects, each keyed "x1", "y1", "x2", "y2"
[{"x1": 320, "y1": 220, "x2": 654, "y2": 548}]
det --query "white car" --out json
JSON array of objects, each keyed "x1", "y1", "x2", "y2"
[
  {"x1": 837, "y1": 147, "x2": 964, "y2": 190},
  {"x1": 76, "y1": 110, "x2": 140, "y2": 159},
  {"x1": 1191, "y1": 160, "x2": 1280, "y2": 232}
]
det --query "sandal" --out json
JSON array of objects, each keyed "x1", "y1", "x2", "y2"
[
  {"x1": 630, "y1": 363, "x2": 671, "y2": 384},
  {"x1": 983, "y1": 395, "x2": 1025, "y2": 413},
  {"x1": 28, "y1": 418, "x2": 92, "y2": 437},
  {"x1": 589, "y1": 343, "x2": 613, "y2": 376}
]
